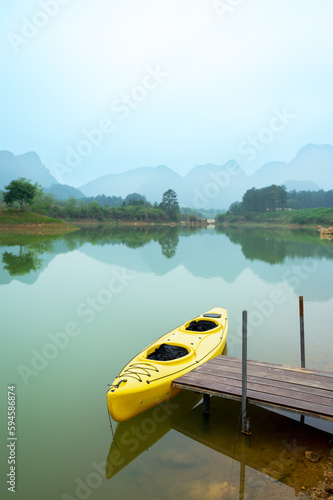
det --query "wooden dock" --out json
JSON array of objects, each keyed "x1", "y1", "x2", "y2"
[{"x1": 172, "y1": 356, "x2": 333, "y2": 421}]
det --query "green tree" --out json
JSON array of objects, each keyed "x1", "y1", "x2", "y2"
[
  {"x1": 3, "y1": 178, "x2": 41, "y2": 211},
  {"x1": 242, "y1": 185, "x2": 287, "y2": 212},
  {"x1": 242, "y1": 187, "x2": 257, "y2": 212},
  {"x1": 160, "y1": 189, "x2": 180, "y2": 221},
  {"x1": 228, "y1": 201, "x2": 243, "y2": 215},
  {"x1": 87, "y1": 201, "x2": 104, "y2": 220},
  {"x1": 124, "y1": 193, "x2": 147, "y2": 205},
  {"x1": 63, "y1": 196, "x2": 78, "y2": 218},
  {"x1": 188, "y1": 215, "x2": 198, "y2": 224},
  {"x1": 31, "y1": 192, "x2": 56, "y2": 215}
]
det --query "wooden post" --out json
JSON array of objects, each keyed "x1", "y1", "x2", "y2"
[
  {"x1": 299, "y1": 296, "x2": 305, "y2": 368},
  {"x1": 203, "y1": 393, "x2": 210, "y2": 415},
  {"x1": 241, "y1": 310, "x2": 250, "y2": 434}
]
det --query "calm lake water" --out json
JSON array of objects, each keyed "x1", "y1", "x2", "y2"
[{"x1": 1, "y1": 225, "x2": 332, "y2": 500}]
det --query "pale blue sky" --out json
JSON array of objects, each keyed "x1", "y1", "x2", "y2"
[{"x1": 1, "y1": 0, "x2": 333, "y2": 186}]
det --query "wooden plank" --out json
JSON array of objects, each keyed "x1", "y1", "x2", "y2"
[
  {"x1": 249, "y1": 401, "x2": 333, "y2": 422},
  {"x1": 175, "y1": 382, "x2": 333, "y2": 419},
  {"x1": 209, "y1": 354, "x2": 333, "y2": 378},
  {"x1": 193, "y1": 360, "x2": 333, "y2": 391},
  {"x1": 208, "y1": 360, "x2": 333, "y2": 389},
  {"x1": 173, "y1": 382, "x2": 333, "y2": 421},
  {"x1": 176, "y1": 370, "x2": 333, "y2": 406},
  {"x1": 172, "y1": 355, "x2": 333, "y2": 421},
  {"x1": 174, "y1": 371, "x2": 333, "y2": 408},
  {"x1": 247, "y1": 360, "x2": 333, "y2": 379},
  {"x1": 182, "y1": 364, "x2": 333, "y2": 398},
  {"x1": 210, "y1": 356, "x2": 333, "y2": 378},
  {"x1": 174, "y1": 375, "x2": 243, "y2": 395},
  {"x1": 204, "y1": 356, "x2": 333, "y2": 383},
  {"x1": 192, "y1": 367, "x2": 333, "y2": 398},
  {"x1": 174, "y1": 370, "x2": 330, "y2": 405},
  {"x1": 173, "y1": 377, "x2": 333, "y2": 418}
]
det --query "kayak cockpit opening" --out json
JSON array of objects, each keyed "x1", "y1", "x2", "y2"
[
  {"x1": 185, "y1": 319, "x2": 218, "y2": 332},
  {"x1": 141, "y1": 342, "x2": 195, "y2": 363},
  {"x1": 147, "y1": 343, "x2": 189, "y2": 361}
]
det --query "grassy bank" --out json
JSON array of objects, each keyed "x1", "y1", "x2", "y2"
[
  {"x1": 0, "y1": 209, "x2": 79, "y2": 234},
  {"x1": 217, "y1": 207, "x2": 333, "y2": 227}
]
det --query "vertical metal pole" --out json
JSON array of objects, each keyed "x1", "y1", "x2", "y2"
[
  {"x1": 241, "y1": 310, "x2": 248, "y2": 434},
  {"x1": 299, "y1": 296, "x2": 305, "y2": 424},
  {"x1": 299, "y1": 296, "x2": 305, "y2": 368}
]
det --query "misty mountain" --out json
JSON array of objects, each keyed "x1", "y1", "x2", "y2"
[
  {"x1": 0, "y1": 151, "x2": 57, "y2": 189},
  {"x1": 1, "y1": 144, "x2": 332, "y2": 209},
  {"x1": 182, "y1": 161, "x2": 250, "y2": 209},
  {"x1": 137, "y1": 165, "x2": 185, "y2": 203},
  {"x1": 78, "y1": 144, "x2": 333, "y2": 209},
  {"x1": 44, "y1": 184, "x2": 86, "y2": 200},
  {"x1": 0, "y1": 151, "x2": 86, "y2": 200},
  {"x1": 80, "y1": 165, "x2": 184, "y2": 203},
  {"x1": 283, "y1": 180, "x2": 320, "y2": 191},
  {"x1": 250, "y1": 144, "x2": 333, "y2": 189},
  {"x1": 79, "y1": 161, "x2": 249, "y2": 209}
]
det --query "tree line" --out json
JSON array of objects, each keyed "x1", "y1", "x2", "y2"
[
  {"x1": 227, "y1": 185, "x2": 333, "y2": 215},
  {"x1": 287, "y1": 188, "x2": 333, "y2": 209},
  {"x1": 2, "y1": 178, "x2": 333, "y2": 223},
  {"x1": 1, "y1": 178, "x2": 181, "y2": 222}
]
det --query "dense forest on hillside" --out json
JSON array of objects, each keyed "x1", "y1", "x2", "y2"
[
  {"x1": 226, "y1": 185, "x2": 333, "y2": 215},
  {"x1": 216, "y1": 185, "x2": 333, "y2": 225}
]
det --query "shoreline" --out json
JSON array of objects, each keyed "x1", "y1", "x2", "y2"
[
  {"x1": 71, "y1": 220, "x2": 179, "y2": 227},
  {"x1": 0, "y1": 223, "x2": 79, "y2": 234},
  {"x1": 0, "y1": 219, "x2": 182, "y2": 233},
  {"x1": 217, "y1": 221, "x2": 321, "y2": 230},
  {"x1": 0, "y1": 220, "x2": 325, "y2": 234}
]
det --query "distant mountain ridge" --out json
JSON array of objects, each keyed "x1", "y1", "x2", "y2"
[
  {"x1": 78, "y1": 160, "x2": 251, "y2": 209},
  {"x1": 1, "y1": 144, "x2": 332, "y2": 209},
  {"x1": 78, "y1": 144, "x2": 333, "y2": 208},
  {"x1": 250, "y1": 144, "x2": 333, "y2": 189},
  {"x1": 44, "y1": 184, "x2": 86, "y2": 200},
  {"x1": 0, "y1": 151, "x2": 85, "y2": 200},
  {"x1": 0, "y1": 151, "x2": 57, "y2": 188}
]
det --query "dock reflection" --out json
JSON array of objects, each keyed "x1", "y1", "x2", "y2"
[{"x1": 172, "y1": 397, "x2": 333, "y2": 496}]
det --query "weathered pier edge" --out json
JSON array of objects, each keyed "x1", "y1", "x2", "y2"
[{"x1": 173, "y1": 299, "x2": 333, "y2": 427}]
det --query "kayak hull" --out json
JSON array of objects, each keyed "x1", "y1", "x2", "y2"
[{"x1": 107, "y1": 307, "x2": 228, "y2": 422}]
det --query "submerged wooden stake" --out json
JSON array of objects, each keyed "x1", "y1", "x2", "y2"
[{"x1": 203, "y1": 393, "x2": 210, "y2": 415}]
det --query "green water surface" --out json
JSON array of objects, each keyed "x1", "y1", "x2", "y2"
[{"x1": 1, "y1": 226, "x2": 332, "y2": 500}]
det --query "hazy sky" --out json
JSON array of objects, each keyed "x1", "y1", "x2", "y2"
[{"x1": 1, "y1": 0, "x2": 333, "y2": 186}]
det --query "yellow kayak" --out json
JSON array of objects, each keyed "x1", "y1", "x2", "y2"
[{"x1": 107, "y1": 307, "x2": 228, "y2": 422}]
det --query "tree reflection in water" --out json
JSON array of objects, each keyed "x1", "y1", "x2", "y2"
[
  {"x1": 159, "y1": 228, "x2": 179, "y2": 258},
  {"x1": 2, "y1": 247, "x2": 42, "y2": 276}
]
